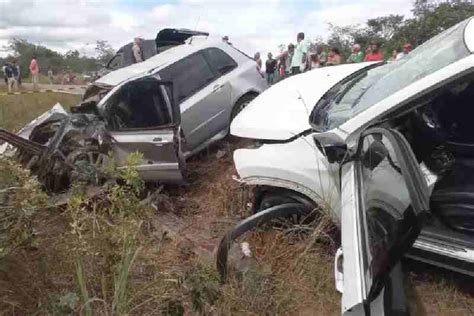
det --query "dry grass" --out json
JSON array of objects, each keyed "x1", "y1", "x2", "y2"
[
  {"x1": 0, "y1": 93, "x2": 473, "y2": 315},
  {"x1": 405, "y1": 261, "x2": 474, "y2": 315},
  {"x1": 0, "y1": 92, "x2": 81, "y2": 132}
]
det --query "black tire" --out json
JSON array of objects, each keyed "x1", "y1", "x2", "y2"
[
  {"x1": 257, "y1": 190, "x2": 315, "y2": 213},
  {"x1": 255, "y1": 191, "x2": 318, "y2": 237},
  {"x1": 231, "y1": 93, "x2": 257, "y2": 121}
]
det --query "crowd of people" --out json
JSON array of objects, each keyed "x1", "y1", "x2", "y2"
[
  {"x1": 254, "y1": 32, "x2": 413, "y2": 85},
  {"x1": 2, "y1": 33, "x2": 414, "y2": 92},
  {"x1": 2, "y1": 56, "x2": 41, "y2": 92},
  {"x1": 1, "y1": 56, "x2": 84, "y2": 92}
]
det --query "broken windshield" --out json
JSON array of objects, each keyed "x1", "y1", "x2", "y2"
[{"x1": 311, "y1": 19, "x2": 470, "y2": 132}]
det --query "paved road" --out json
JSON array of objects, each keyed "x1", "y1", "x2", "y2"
[{"x1": 21, "y1": 83, "x2": 87, "y2": 95}]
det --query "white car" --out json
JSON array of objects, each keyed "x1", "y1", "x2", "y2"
[{"x1": 218, "y1": 17, "x2": 474, "y2": 314}]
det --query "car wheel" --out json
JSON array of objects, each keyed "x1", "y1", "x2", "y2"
[
  {"x1": 231, "y1": 94, "x2": 257, "y2": 121},
  {"x1": 65, "y1": 146, "x2": 111, "y2": 186},
  {"x1": 257, "y1": 192, "x2": 316, "y2": 238}
]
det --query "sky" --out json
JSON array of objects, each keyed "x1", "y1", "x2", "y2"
[{"x1": 0, "y1": 0, "x2": 414, "y2": 58}]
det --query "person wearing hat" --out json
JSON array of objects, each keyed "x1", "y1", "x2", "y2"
[{"x1": 397, "y1": 43, "x2": 412, "y2": 60}]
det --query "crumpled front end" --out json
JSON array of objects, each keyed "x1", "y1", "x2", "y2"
[
  {"x1": 0, "y1": 104, "x2": 110, "y2": 192},
  {"x1": 233, "y1": 134, "x2": 342, "y2": 221}
]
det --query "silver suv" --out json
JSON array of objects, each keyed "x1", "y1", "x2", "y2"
[{"x1": 0, "y1": 36, "x2": 267, "y2": 189}]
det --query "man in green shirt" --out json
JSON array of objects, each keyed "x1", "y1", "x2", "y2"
[
  {"x1": 291, "y1": 32, "x2": 309, "y2": 75},
  {"x1": 347, "y1": 44, "x2": 364, "y2": 63}
]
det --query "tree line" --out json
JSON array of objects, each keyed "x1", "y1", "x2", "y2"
[
  {"x1": 0, "y1": 39, "x2": 115, "y2": 78},
  {"x1": 2, "y1": 0, "x2": 473, "y2": 78},
  {"x1": 320, "y1": 0, "x2": 474, "y2": 59}
]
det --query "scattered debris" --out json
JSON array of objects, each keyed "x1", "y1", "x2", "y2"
[{"x1": 216, "y1": 149, "x2": 226, "y2": 159}]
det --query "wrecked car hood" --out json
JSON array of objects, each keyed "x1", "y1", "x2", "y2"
[
  {"x1": 0, "y1": 103, "x2": 67, "y2": 155},
  {"x1": 230, "y1": 62, "x2": 377, "y2": 141}
]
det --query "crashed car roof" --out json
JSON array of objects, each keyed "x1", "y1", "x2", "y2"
[{"x1": 95, "y1": 36, "x2": 232, "y2": 87}]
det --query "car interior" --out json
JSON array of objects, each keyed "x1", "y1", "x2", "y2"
[
  {"x1": 387, "y1": 75, "x2": 474, "y2": 242},
  {"x1": 106, "y1": 79, "x2": 172, "y2": 130}
]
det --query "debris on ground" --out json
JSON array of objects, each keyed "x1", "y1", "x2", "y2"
[{"x1": 216, "y1": 149, "x2": 227, "y2": 159}]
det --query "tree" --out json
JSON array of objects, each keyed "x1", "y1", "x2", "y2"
[
  {"x1": 7, "y1": 38, "x2": 64, "y2": 76},
  {"x1": 399, "y1": 0, "x2": 474, "y2": 46},
  {"x1": 324, "y1": 0, "x2": 474, "y2": 59},
  {"x1": 4, "y1": 38, "x2": 100, "y2": 77},
  {"x1": 95, "y1": 40, "x2": 115, "y2": 65},
  {"x1": 326, "y1": 23, "x2": 374, "y2": 58},
  {"x1": 367, "y1": 15, "x2": 404, "y2": 41}
]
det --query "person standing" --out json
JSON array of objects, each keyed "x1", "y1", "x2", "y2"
[
  {"x1": 2, "y1": 63, "x2": 7, "y2": 86},
  {"x1": 254, "y1": 52, "x2": 262, "y2": 74},
  {"x1": 326, "y1": 48, "x2": 342, "y2": 66},
  {"x1": 396, "y1": 43, "x2": 412, "y2": 60},
  {"x1": 48, "y1": 67, "x2": 54, "y2": 84},
  {"x1": 364, "y1": 43, "x2": 384, "y2": 62},
  {"x1": 389, "y1": 50, "x2": 398, "y2": 62},
  {"x1": 291, "y1": 32, "x2": 309, "y2": 75},
  {"x1": 316, "y1": 46, "x2": 327, "y2": 67},
  {"x1": 265, "y1": 52, "x2": 277, "y2": 85},
  {"x1": 5, "y1": 63, "x2": 18, "y2": 93},
  {"x1": 309, "y1": 52, "x2": 319, "y2": 69},
  {"x1": 13, "y1": 60, "x2": 21, "y2": 86},
  {"x1": 282, "y1": 43, "x2": 294, "y2": 77},
  {"x1": 11, "y1": 60, "x2": 20, "y2": 87},
  {"x1": 132, "y1": 37, "x2": 144, "y2": 63},
  {"x1": 29, "y1": 55, "x2": 40, "y2": 90},
  {"x1": 347, "y1": 44, "x2": 364, "y2": 63}
]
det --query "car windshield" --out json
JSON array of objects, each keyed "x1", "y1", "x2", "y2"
[{"x1": 311, "y1": 18, "x2": 471, "y2": 132}]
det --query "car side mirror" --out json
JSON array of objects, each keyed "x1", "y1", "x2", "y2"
[
  {"x1": 313, "y1": 132, "x2": 347, "y2": 163},
  {"x1": 361, "y1": 138, "x2": 388, "y2": 170}
]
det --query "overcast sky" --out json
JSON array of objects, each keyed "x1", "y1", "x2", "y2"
[{"x1": 0, "y1": 0, "x2": 414, "y2": 57}]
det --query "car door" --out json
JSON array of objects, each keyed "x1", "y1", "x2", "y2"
[
  {"x1": 201, "y1": 47, "x2": 238, "y2": 137},
  {"x1": 105, "y1": 76, "x2": 185, "y2": 183},
  {"x1": 158, "y1": 50, "x2": 232, "y2": 153},
  {"x1": 339, "y1": 127, "x2": 429, "y2": 315}
]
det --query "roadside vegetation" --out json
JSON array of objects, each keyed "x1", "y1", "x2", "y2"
[
  {"x1": 0, "y1": 92, "x2": 81, "y2": 132},
  {"x1": 0, "y1": 93, "x2": 473, "y2": 314}
]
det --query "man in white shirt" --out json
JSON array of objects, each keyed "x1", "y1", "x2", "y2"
[
  {"x1": 2, "y1": 64, "x2": 7, "y2": 86},
  {"x1": 396, "y1": 43, "x2": 412, "y2": 60},
  {"x1": 290, "y1": 32, "x2": 309, "y2": 75},
  {"x1": 132, "y1": 37, "x2": 144, "y2": 63}
]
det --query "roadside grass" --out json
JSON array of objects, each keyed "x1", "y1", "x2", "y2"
[
  {"x1": 0, "y1": 92, "x2": 81, "y2": 132},
  {"x1": 0, "y1": 92, "x2": 472, "y2": 314}
]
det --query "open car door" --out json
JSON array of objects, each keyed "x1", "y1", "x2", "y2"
[
  {"x1": 105, "y1": 76, "x2": 185, "y2": 183},
  {"x1": 339, "y1": 128, "x2": 430, "y2": 315}
]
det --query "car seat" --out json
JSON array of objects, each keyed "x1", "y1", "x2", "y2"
[{"x1": 430, "y1": 159, "x2": 474, "y2": 234}]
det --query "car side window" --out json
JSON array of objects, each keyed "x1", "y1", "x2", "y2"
[
  {"x1": 203, "y1": 47, "x2": 237, "y2": 76},
  {"x1": 106, "y1": 78, "x2": 171, "y2": 130},
  {"x1": 159, "y1": 52, "x2": 216, "y2": 103},
  {"x1": 107, "y1": 54, "x2": 123, "y2": 70}
]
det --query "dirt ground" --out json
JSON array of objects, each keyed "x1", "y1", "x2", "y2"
[{"x1": 0, "y1": 93, "x2": 473, "y2": 315}]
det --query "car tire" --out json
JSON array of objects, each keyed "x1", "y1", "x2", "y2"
[
  {"x1": 256, "y1": 190, "x2": 315, "y2": 214},
  {"x1": 255, "y1": 190, "x2": 318, "y2": 233},
  {"x1": 230, "y1": 93, "x2": 257, "y2": 121}
]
